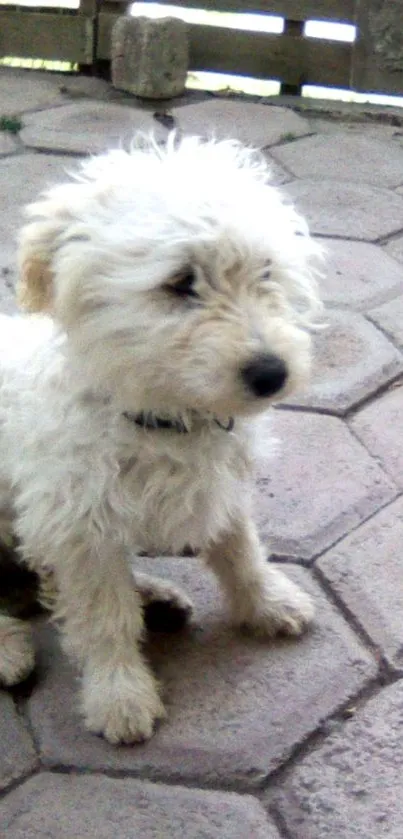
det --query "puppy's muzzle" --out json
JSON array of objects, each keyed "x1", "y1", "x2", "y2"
[{"x1": 241, "y1": 353, "x2": 288, "y2": 398}]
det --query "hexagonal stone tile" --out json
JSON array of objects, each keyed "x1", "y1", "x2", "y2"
[
  {"x1": 0, "y1": 773, "x2": 277, "y2": 839},
  {"x1": 171, "y1": 100, "x2": 311, "y2": 147},
  {"x1": 284, "y1": 310, "x2": 403, "y2": 414},
  {"x1": 0, "y1": 693, "x2": 37, "y2": 791},
  {"x1": 320, "y1": 239, "x2": 403, "y2": 311},
  {"x1": 272, "y1": 680, "x2": 403, "y2": 839},
  {"x1": 20, "y1": 102, "x2": 167, "y2": 154},
  {"x1": 26, "y1": 562, "x2": 376, "y2": 789},
  {"x1": 255, "y1": 411, "x2": 396, "y2": 561},
  {"x1": 271, "y1": 133, "x2": 403, "y2": 187},
  {"x1": 0, "y1": 132, "x2": 18, "y2": 155},
  {"x1": 384, "y1": 235, "x2": 403, "y2": 264},
  {"x1": 317, "y1": 497, "x2": 403, "y2": 671},
  {"x1": 0, "y1": 152, "x2": 79, "y2": 293},
  {"x1": 286, "y1": 180, "x2": 403, "y2": 241},
  {"x1": 369, "y1": 294, "x2": 403, "y2": 350},
  {"x1": 350, "y1": 384, "x2": 403, "y2": 489},
  {"x1": 264, "y1": 151, "x2": 293, "y2": 185},
  {"x1": 0, "y1": 67, "x2": 68, "y2": 115}
]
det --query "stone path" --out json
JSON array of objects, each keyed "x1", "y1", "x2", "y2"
[{"x1": 1, "y1": 67, "x2": 403, "y2": 838}]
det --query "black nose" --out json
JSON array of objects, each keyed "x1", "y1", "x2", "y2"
[{"x1": 241, "y1": 353, "x2": 288, "y2": 398}]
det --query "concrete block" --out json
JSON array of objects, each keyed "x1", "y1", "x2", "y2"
[{"x1": 111, "y1": 15, "x2": 189, "y2": 100}]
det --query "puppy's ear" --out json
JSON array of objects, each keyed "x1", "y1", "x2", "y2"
[
  {"x1": 18, "y1": 254, "x2": 53, "y2": 313},
  {"x1": 17, "y1": 186, "x2": 77, "y2": 315}
]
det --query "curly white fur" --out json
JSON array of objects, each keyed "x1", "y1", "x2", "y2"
[{"x1": 0, "y1": 136, "x2": 322, "y2": 743}]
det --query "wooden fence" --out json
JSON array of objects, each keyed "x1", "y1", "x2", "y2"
[{"x1": 1, "y1": 0, "x2": 403, "y2": 96}]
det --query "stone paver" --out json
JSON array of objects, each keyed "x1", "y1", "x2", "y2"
[
  {"x1": 272, "y1": 133, "x2": 403, "y2": 187},
  {"x1": 172, "y1": 99, "x2": 311, "y2": 147},
  {"x1": 0, "y1": 772, "x2": 277, "y2": 839},
  {"x1": 350, "y1": 384, "x2": 403, "y2": 488},
  {"x1": 384, "y1": 234, "x2": 403, "y2": 263},
  {"x1": 2, "y1": 66, "x2": 403, "y2": 837},
  {"x1": 320, "y1": 239, "x2": 403, "y2": 310},
  {"x1": 0, "y1": 131, "x2": 18, "y2": 155},
  {"x1": 264, "y1": 151, "x2": 293, "y2": 185},
  {"x1": 0, "y1": 67, "x2": 69, "y2": 114},
  {"x1": 317, "y1": 496, "x2": 403, "y2": 670},
  {"x1": 26, "y1": 561, "x2": 376, "y2": 788},
  {"x1": 20, "y1": 101, "x2": 168, "y2": 154},
  {"x1": 0, "y1": 152, "x2": 80, "y2": 292},
  {"x1": 272, "y1": 679, "x2": 403, "y2": 839},
  {"x1": 287, "y1": 179, "x2": 403, "y2": 240},
  {"x1": 255, "y1": 411, "x2": 396, "y2": 560},
  {"x1": 284, "y1": 310, "x2": 403, "y2": 414},
  {"x1": 368, "y1": 294, "x2": 403, "y2": 350},
  {"x1": 0, "y1": 693, "x2": 37, "y2": 791}
]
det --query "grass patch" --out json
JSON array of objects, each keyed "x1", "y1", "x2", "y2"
[{"x1": 0, "y1": 115, "x2": 23, "y2": 134}]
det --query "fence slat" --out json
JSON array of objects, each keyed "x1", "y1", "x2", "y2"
[
  {"x1": 0, "y1": 11, "x2": 93, "y2": 63},
  {"x1": 131, "y1": 0, "x2": 356, "y2": 23},
  {"x1": 189, "y1": 26, "x2": 352, "y2": 87}
]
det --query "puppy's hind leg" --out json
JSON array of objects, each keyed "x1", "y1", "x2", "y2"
[
  {"x1": 204, "y1": 515, "x2": 314, "y2": 637},
  {"x1": 132, "y1": 570, "x2": 193, "y2": 632},
  {"x1": 0, "y1": 614, "x2": 35, "y2": 686}
]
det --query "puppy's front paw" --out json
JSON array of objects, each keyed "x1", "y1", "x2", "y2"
[
  {"x1": 236, "y1": 568, "x2": 315, "y2": 638},
  {"x1": 82, "y1": 660, "x2": 166, "y2": 744}
]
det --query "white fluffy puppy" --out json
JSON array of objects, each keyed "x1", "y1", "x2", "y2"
[{"x1": 0, "y1": 135, "x2": 322, "y2": 743}]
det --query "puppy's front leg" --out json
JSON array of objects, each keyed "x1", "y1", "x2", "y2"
[
  {"x1": 204, "y1": 516, "x2": 314, "y2": 637},
  {"x1": 54, "y1": 540, "x2": 165, "y2": 744}
]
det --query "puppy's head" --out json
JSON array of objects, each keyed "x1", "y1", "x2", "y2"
[{"x1": 18, "y1": 135, "x2": 323, "y2": 417}]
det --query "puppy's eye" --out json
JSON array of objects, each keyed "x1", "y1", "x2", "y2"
[
  {"x1": 168, "y1": 270, "x2": 199, "y2": 299},
  {"x1": 261, "y1": 266, "x2": 272, "y2": 281}
]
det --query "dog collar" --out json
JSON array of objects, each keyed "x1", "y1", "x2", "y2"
[{"x1": 122, "y1": 411, "x2": 234, "y2": 434}]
